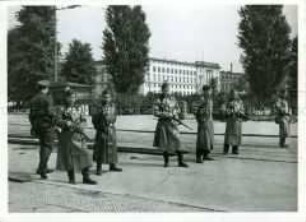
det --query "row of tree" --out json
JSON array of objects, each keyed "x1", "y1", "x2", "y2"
[
  {"x1": 8, "y1": 5, "x2": 150, "y2": 105},
  {"x1": 238, "y1": 5, "x2": 297, "y2": 109},
  {"x1": 8, "y1": 5, "x2": 297, "y2": 112}
]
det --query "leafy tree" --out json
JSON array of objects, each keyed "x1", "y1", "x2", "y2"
[
  {"x1": 61, "y1": 39, "x2": 96, "y2": 84},
  {"x1": 232, "y1": 74, "x2": 249, "y2": 93},
  {"x1": 8, "y1": 6, "x2": 56, "y2": 104},
  {"x1": 8, "y1": 28, "x2": 21, "y2": 103},
  {"x1": 238, "y1": 5, "x2": 291, "y2": 104},
  {"x1": 288, "y1": 36, "x2": 298, "y2": 114},
  {"x1": 102, "y1": 5, "x2": 150, "y2": 94}
]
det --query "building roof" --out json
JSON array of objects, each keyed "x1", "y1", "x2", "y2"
[
  {"x1": 195, "y1": 61, "x2": 221, "y2": 69},
  {"x1": 150, "y1": 58, "x2": 221, "y2": 69},
  {"x1": 150, "y1": 57, "x2": 195, "y2": 67},
  {"x1": 95, "y1": 58, "x2": 221, "y2": 69}
]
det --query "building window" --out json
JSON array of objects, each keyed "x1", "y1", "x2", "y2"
[{"x1": 153, "y1": 66, "x2": 156, "y2": 72}]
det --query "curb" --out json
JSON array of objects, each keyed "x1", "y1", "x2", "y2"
[
  {"x1": 8, "y1": 137, "x2": 188, "y2": 156},
  {"x1": 9, "y1": 123, "x2": 298, "y2": 138}
]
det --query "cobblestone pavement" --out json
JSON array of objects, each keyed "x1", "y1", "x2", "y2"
[
  {"x1": 9, "y1": 144, "x2": 297, "y2": 212},
  {"x1": 9, "y1": 182, "x2": 205, "y2": 212},
  {"x1": 8, "y1": 114, "x2": 298, "y2": 212}
]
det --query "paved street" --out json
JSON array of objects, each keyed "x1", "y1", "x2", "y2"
[
  {"x1": 8, "y1": 114, "x2": 298, "y2": 212},
  {"x1": 8, "y1": 114, "x2": 298, "y2": 153},
  {"x1": 9, "y1": 144, "x2": 297, "y2": 212}
]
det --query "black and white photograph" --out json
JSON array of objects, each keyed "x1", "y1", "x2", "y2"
[{"x1": 3, "y1": 0, "x2": 302, "y2": 218}]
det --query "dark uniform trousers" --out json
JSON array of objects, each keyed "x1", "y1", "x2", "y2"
[{"x1": 37, "y1": 129, "x2": 54, "y2": 174}]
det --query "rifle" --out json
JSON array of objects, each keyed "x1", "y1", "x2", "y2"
[
  {"x1": 68, "y1": 123, "x2": 92, "y2": 141},
  {"x1": 227, "y1": 102, "x2": 249, "y2": 121},
  {"x1": 158, "y1": 97, "x2": 193, "y2": 130},
  {"x1": 238, "y1": 112, "x2": 250, "y2": 121},
  {"x1": 172, "y1": 117, "x2": 193, "y2": 130},
  {"x1": 60, "y1": 111, "x2": 92, "y2": 141}
]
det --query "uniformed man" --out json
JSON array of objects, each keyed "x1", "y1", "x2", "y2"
[
  {"x1": 29, "y1": 80, "x2": 56, "y2": 179},
  {"x1": 153, "y1": 82, "x2": 188, "y2": 168},
  {"x1": 223, "y1": 89, "x2": 245, "y2": 155},
  {"x1": 92, "y1": 90, "x2": 122, "y2": 175},
  {"x1": 274, "y1": 90, "x2": 291, "y2": 148},
  {"x1": 195, "y1": 85, "x2": 214, "y2": 163},
  {"x1": 56, "y1": 90, "x2": 97, "y2": 185}
]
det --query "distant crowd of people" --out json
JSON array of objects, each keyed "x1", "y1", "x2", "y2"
[{"x1": 28, "y1": 80, "x2": 292, "y2": 185}]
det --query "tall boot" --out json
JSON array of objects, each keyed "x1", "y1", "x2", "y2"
[
  {"x1": 177, "y1": 151, "x2": 188, "y2": 168},
  {"x1": 280, "y1": 137, "x2": 287, "y2": 148},
  {"x1": 39, "y1": 145, "x2": 52, "y2": 179},
  {"x1": 196, "y1": 150, "x2": 203, "y2": 163},
  {"x1": 163, "y1": 151, "x2": 169, "y2": 167},
  {"x1": 223, "y1": 144, "x2": 229, "y2": 155},
  {"x1": 203, "y1": 151, "x2": 214, "y2": 161},
  {"x1": 110, "y1": 163, "x2": 122, "y2": 172},
  {"x1": 82, "y1": 167, "x2": 97, "y2": 185},
  {"x1": 96, "y1": 164, "x2": 102, "y2": 176},
  {"x1": 67, "y1": 169, "x2": 75, "y2": 184},
  {"x1": 232, "y1": 146, "x2": 239, "y2": 155}
]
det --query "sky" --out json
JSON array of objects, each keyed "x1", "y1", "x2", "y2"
[{"x1": 9, "y1": 5, "x2": 298, "y2": 73}]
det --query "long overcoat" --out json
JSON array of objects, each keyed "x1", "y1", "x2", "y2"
[
  {"x1": 92, "y1": 103, "x2": 118, "y2": 164},
  {"x1": 195, "y1": 98, "x2": 214, "y2": 153},
  {"x1": 274, "y1": 99, "x2": 290, "y2": 138},
  {"x1": 153, "y1": 95, "x2": 182, "y2": 154},
  {"x1": 224, "y1": 100, "x2": 245, "y2": 146},
  {"x1": 56, "y1": 106, "x2": 92, "y2": 172}
]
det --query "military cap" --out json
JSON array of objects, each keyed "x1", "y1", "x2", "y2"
[
  {"x1": 161, "y1": 81, "x2": 169, "y2": 90},
  {"x1": 202, "y1": 85, "x2": 211, "y2": 91},
  {"x1": 37, "y1": 80, "x2": 51, "y2": 87}
]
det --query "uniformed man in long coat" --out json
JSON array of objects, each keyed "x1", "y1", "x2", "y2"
[
  {"x1": 274, "y1": 90, "x2": 291, "y2": 147},
  {"x1": 56, "y1": 90, "x2": 97, "y2": 185},
  {"x1": 153, "y1": 82, "x2": 188, "y2": 168},
  {"x1": 195, "y1": 85, "x2": 214, "y2": 163},
  {"x1": 92, "y1": 90, "x2": 122, "y2": 175},
  {"x1": 29, "y1": 80, "x2": 56, "y2": 179},
  {"x1": 223, "y1": 89, "x2": 245, "y2": 155}
]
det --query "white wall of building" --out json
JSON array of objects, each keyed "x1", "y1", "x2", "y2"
[{"x1": 140, "y1": 58, "x2": 221, "y2": 95}]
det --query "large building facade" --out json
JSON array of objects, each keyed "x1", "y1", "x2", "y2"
[
  {"x1": 94, "y1": 58, "x2": 221, "y2": 96},
  {"x1": 139, "y1": 58, "x2": 221, "y2": 95}
]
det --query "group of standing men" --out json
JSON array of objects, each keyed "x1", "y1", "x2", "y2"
[
  {"x1": 28, "y1": 80, "x2": 291, "y2": 184},
  {"x1": 153, "y1": 82, "x2": 291, "y2": 168},
  {"x1": 29, "y1": 80, "x2": 121, "y2": 185},
  {"x1": 153, "y1": 82, "x2": 246, "y2": 168}
]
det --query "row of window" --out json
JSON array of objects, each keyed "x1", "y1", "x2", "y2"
[
  {"x1": 146, "y1": 75, "x2": 196, "y2": 84},
  {"x1": 152, "y1": 66, "x2": 196, "y2": 76},
  {"x1": 147, "y1": 89, "x2": 195, "y2": 96},
  {"x1": 145, "y1": 83, "x2": 195, "y2": 90}
]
